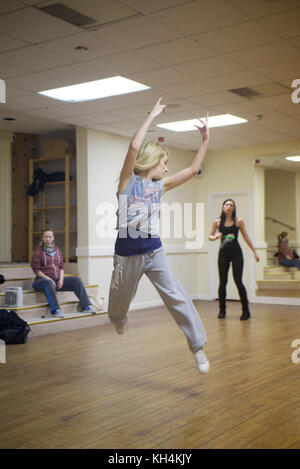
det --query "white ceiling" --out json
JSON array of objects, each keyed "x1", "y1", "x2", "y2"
[{"x1": 0, "y1": 0, "x2": 299, "y2": 154}]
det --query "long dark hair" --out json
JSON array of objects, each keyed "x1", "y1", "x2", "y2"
[
  {"x1": 277, "y1": 231, "x2": 288, "y2": 245},
  {"x1": 219, "y1": 199, "x2": 237, "y2": 231}
]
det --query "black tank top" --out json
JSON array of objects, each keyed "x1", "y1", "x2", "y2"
[{"x1": 219, "y1": 220, "x2": 239, "y2": 250}]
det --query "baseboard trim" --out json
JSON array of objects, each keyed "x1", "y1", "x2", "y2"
[{"x1": 128, "y1": 294, "x2": 211, "y2": 311}]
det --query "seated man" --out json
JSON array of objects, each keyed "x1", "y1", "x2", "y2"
[{"x1": 31, "y1": 229, "x2": 95, "y2": 318}]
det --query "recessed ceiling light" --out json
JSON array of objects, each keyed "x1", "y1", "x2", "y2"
[
  {"x1": 38, "y1": 76, "x2": 150, "y2": 102},
  {"x1": 286, "y1": 156, "x2": 300, "y2": 162},
  {"x1": 157, "y1": 114, "x2": 247, "y2": 132}
]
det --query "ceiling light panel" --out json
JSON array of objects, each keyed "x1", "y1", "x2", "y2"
[
  {"x1": 38, "y1": 76, "x2": 150, "y2": 102},
  {"x1": 157, "y1": 114, "x2": 247, "y2": 132}
]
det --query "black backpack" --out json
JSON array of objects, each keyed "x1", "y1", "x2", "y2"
[{"x1": 0, "y1": 309, "x2": 31, "y2": 344}]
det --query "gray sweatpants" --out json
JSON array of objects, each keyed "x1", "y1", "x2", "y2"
[{"x1": 108, "y1": 247, "x2": 207, "y2": 353}]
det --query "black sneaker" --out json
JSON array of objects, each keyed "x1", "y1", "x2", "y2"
[
  {"x1": 240, "y1": 311, "x2": 251, "y2": 321},
  {"x1": 218, "y1": 311, "x2": 226, "y2": 319}
]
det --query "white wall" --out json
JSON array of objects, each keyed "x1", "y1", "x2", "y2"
[{"x1": 265, "y1": 169, "x2": 296, "y2": 243}]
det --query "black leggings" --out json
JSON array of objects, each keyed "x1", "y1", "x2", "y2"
[{"x1": 218, "y1": 245, "x2": 249, "y2": 313}]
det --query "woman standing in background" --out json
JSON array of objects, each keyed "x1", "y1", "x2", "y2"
[{"x1": 209, "y1": 199, "x2": 259, "y2": 320}]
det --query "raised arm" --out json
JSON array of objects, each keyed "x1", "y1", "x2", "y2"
[
  {"x1": 238, "y1": 219, "x2": 259, "y2": 262},
  {"x1": 163, "y1": 113, "x2": 209, "y2": 193},
  {"x1": 118, "y1": 96, "x2": 166, "y2": 194}
]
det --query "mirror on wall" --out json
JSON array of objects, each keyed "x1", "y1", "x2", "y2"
[{"x1": 255, "y1": 153, "x2": 300, "y2": 299}]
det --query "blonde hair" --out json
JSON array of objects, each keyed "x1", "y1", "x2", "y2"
[{"x1": 134, "y1": 141, "x2": 170, "y2": 175}]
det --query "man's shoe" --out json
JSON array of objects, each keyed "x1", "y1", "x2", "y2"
[
  {"x1": 82, "y1": 305, "x2": 96, "y2": 314},
  {"x1": 218, "y1": 311, "x2": 226, "y2": 319},
  {"x1": 51, "y1": 309, "x2": 64, "y2": 318},
  {"x1": 194, "y1": 349, "x2": 210, "y2": 374},
  {"x1": 240, "y1": 311, "x2": 251, "y2": 321}
]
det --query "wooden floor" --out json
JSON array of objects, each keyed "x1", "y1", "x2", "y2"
[{"x1": 1, "y1": 300, "x2": 300, "y2": 449}]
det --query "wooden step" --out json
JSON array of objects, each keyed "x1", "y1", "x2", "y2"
[
  {"x1": 257, "y1": 279, "x2": 300, "y2": 290},
  {"x1": 256, "y1": 289, "x2": 300, "y2": 297},
  {"x1": 0, "y1": 264, "x2": 35, "y2": 280},
  {"x1": 264, "y1": 265, "x2": 297, "y2": 273},
  {"x1": 0, "y1": 284, "x2": 99, "y2": 307},
  {"x1": 0, "y1": 273, "x2": 76, "y2": 291},
  {"x1": 13, "y1": 301, "x2": 86, "y2": 321},
  {"x1": 0, "y1": 262, "x2": 107, "y2": 338},
  {"x1": 10, "y1": 297, "x2": 104, "y2": 322},
  {"x1": 27, "y1": 310, "x2": 108, "y2": 338},
  {"x1": 26, "y1": 309, "x2": 106, "y2": 326},
  {"x1": 264, "y1": 266, "x2": 285, "y2": 273},
  {"x1": 0, "y1": 263, "x2": 78, "y2": 279},
  {"x1": 264, "y1": 272, "x2": 293, "y2": 280},
  {"x1": 2, "y1": 278, "x2": 35, "y2": 290}
]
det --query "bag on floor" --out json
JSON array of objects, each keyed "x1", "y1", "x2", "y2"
[{"x1": 0, "y1": 309, "x2": 31, "y2": 344}]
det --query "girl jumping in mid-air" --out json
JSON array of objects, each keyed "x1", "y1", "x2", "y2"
[{"x1": 108, "y1": 96, "x2": 210, "y2": 374}]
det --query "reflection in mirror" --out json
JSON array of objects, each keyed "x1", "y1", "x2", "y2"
[{"x1": 255, "y1": 154, "x2": 300, "y2": 299}]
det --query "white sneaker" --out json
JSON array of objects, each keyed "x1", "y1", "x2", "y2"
[
  {"x1": 114, "y1": 321, "x2": 127, "y2": 335},
  {"x1": 51, "y1": 309, "x2": 64, "y2": 319},
  {"x1": 194, "y1": 349, "x2": 210, "y2": 374},
  {"x1": 82, "y1": 305, "x2": 97, "y2": 314}
]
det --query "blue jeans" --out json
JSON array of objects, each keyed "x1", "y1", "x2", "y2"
[
  {"x1": 280, "y1": 259, "x2": 300, "y2": 270},
  {"x1": 32, "y1": 277, "x2": 91, "y2": 313}
]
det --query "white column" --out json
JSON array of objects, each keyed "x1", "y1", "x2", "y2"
[
  {"x1": 254, "y1": 165, "x2": 267, "y2": 280},
  {"x1": 75, "y1": 127, "x2": 90, "y2": 282},
  {"x1": 295, "y1": 173, "x2": 300, "y2": 249},
  {"x1": 0, "y1": 133, "x2": 12, "y2": 262}
]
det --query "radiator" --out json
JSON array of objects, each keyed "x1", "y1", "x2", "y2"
[{"x1": 5, "y1": 287, "x2": 23, "y2": 307}]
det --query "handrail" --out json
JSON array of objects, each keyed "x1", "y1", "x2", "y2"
[{"x1": 265, "y1": 217, "x2": 296, "y2": 231}]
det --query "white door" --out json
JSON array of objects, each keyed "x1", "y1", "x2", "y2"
[{"x1": 209, "y1": 192, "x2": 253, "y2": 301}]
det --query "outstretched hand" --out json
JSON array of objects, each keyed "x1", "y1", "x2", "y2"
[
  {"x1": 195, "y1": 112, "x2": 209, "y2": 142},
  {"x1": 149, "y1": 96, "x2": 167, "y2": 119}
]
